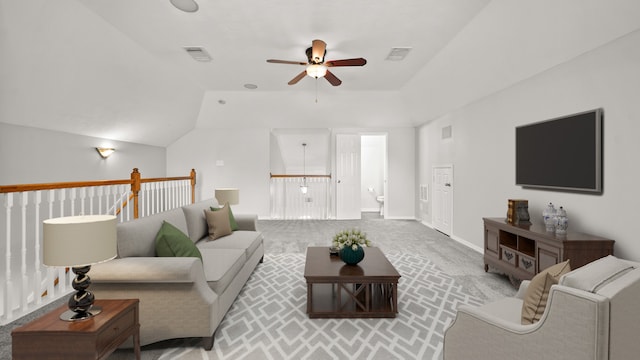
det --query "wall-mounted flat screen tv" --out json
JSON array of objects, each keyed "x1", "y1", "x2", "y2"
[{"x1": 516, "y1": 108, "x2": 602, "y2": 194}]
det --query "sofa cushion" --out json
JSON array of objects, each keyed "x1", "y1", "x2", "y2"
[
  {"x1": 560, "y1": 255, "x2": 635, "y2": 293},
  {"x1": 200, "y1": 249, "x2": 246, "y2": 294},
  {"x1": 204, "y1": 209, "x2": 232, "y2": 240},
  {"x1": 117, "y1": 207, "x2": 187, "y2": 258},
  {"x1": 182, "y1": 199, "x2": 220, "y2": 243},
  {"x1": 210, "y1": 203, "x2": 239, "y2": 231},
  {"x1": 155, "y1": 221, "x2": 203, "y2": 261},
  {"x1": 197, "y1": 231, "x2": 263, "y2": 261},
  {"x1": 521, "y1": 260, "x2": 571, "y2": 324}
]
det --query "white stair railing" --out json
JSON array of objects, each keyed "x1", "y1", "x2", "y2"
[
  {"x1": 0, "y1": 168, "x2": 196, "y2": 325},
  {"x1": 270, "y1": 174, "x2": 331, "y2": 219}
]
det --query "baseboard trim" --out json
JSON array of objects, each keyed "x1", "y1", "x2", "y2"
[{"x1": 420, "y1": 220, "x2": 483, "y2": 254}]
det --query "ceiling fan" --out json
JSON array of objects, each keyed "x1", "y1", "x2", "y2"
[{"x1": 266, "y1": 39, "x2": 367, "y2": 86}]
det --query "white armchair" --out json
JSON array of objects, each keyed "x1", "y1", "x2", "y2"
[{"x1": 443, "y1": 256, "x2": 640, "y2": 360}]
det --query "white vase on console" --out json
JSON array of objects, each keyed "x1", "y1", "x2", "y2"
[
  {"x1": 542, "y1": 203, "x2": 557, "y2": 232},
  {"x1": 554, "y1": 206, "x2": 569, "y2": 235}
]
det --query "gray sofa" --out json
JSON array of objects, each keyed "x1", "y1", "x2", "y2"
[{"x1": 90, "y1": 199, "x2": 264, "y2": 349}]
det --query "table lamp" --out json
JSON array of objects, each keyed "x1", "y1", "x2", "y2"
[
  {"x1": 43, "y1": 214, "x2": 117, "y2": 321},
  {"x1": 215, "y1": 188, "x2": 239, "y2": 205}
]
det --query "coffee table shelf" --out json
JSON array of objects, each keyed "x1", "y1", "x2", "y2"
[{"x1": 304, "y1": 247, "x2": 400, "y2": 318}]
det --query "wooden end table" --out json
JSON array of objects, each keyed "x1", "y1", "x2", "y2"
[
  {"x1": 304, "y1": 247, "x2": 401, "y2": 318},
  {"x1": 12, "y1": 299, "x2": 140, "y2": 360}
]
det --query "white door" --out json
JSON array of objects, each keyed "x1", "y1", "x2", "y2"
[
  {"x1": 336, "y1": 134, "x2": 361, "y2": 219},
  {"x1": 432, "y1": 166, "x2": 453, "y2": 235}
]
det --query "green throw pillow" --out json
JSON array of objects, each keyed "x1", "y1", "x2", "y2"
[
  {"x1": 210, "y1": 203, "x2": 238, "y2": 231},
  {"x1": 155, "y1": 221, "x2": 202, "y2": 261}
]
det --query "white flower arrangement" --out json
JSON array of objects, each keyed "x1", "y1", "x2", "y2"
[{"x1": 332, "y1": 229, "x2": 371, "y2": 251}]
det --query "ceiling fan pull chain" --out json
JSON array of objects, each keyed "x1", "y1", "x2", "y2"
[{"x1": 315, "y1": 78, "x2": 319, "y2": 103}]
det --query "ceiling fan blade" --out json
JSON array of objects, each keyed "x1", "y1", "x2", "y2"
[
  {"x1": 311, "y1": 39, "x2": 326, "y2": 64},
  {"x1": 325, "y1": 58, "x2": 367, "y2": 67},
  {"x1": 288, "y1": 71, "x2": 307, "y2": 85},
  {"x1": 267, "y1": 59, "x2": 307, "y2": 65},
  {"x1": 324, "y1": 70, "x2": 342, "y2": 86}
]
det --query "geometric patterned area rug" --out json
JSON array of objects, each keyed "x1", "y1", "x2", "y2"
[{"x1": 158, "y1": 253, "x2": 483, "y2": 360}]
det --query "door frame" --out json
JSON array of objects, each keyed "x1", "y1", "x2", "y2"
[{"x1": 334, "y1": 133, "x2": 362, "y2": 219}]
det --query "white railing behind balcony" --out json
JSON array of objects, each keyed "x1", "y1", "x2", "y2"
[
  {"x1": 270, "y1": 174, "x2": 332, "y2": 219},
  {"x1": 0, "y1": 168, "x2": 196, "y2": 325}
]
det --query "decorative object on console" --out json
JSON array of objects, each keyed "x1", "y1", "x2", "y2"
[
  {"x1": 542, "y1": 202, "x2": 557, "y2": 232},
  {"x1": 43, "y1": 215, "x2": 117, "y2": 321},
  {"x1": 332, "y1": 229, "x2": 371, "y2": 265},
  {"x1": 554, "y1": 206, "x2": 569, "y2": 235},
  {"x1": 215, "y1": 188, "x2": 239, "y2": 205},
  {"x1": 507, "y1": 199, "x2": 530, "y2": 224}
]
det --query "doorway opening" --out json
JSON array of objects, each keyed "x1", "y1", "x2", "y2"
[{"x1": 361, "y1": 134, "x2": 387, "y2": 218}]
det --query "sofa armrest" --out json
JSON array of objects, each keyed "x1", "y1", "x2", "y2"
[
  {"x1": 91, "y1": 257, "x2": 206, "y2": 283},
  {"x1": 235, "y1": 214, "x2": 258, "y2": 231},
  {"x1": 444, "y1": 285, "x2": 610, "y2": 359}
]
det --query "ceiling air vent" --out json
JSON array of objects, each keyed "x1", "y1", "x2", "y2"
[
  {"x1": 385, "y1": 47, "x2": 412, "y2": 61},
  {"x1": 184, "y1": 47, "x2": 212, "y2": 62}
]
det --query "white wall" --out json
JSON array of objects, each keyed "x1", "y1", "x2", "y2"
[
  {"x1": 0, "y1": 123, "x2": 166, "y2": 184},
  {"x1": 168, "y1": 126, "x2": 415, "y2": 219},
  {"x1": 166, "y1": 127, "x2": 272, "y2": 217},
  {"x1": 417, "y1": 30, "x2": 640, "y2": 260}
]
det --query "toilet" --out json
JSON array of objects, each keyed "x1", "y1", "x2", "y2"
[{"x1": 376, "y1": 195, "x2": 384, "y2": 216}]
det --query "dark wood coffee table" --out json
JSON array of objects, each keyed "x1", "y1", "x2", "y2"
[{"x1": 304, "y1": 246, "x2": 400, "y2": 318}]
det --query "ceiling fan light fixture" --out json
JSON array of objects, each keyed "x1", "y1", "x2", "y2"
[{"x1": 306, "y1": 64, "x2": 327, "y2": 79}]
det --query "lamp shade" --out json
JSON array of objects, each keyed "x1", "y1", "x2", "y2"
[
  {"x1": 215, "y1": 188, "x2": 239, "y2": 205},
  {"x1": 43, "y1": 215, "x2": 117, "y2": 267}
]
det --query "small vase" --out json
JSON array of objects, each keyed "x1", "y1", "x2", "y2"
[
  {"x1": 542, "y1": 203, "x2": 557, "y2": 232},
  {"x1": 554, "y1": 206, "x2": 569, "y2": 235},
  {"x1": 340, "y1": 245, "x2": 365, "y2": 265}
]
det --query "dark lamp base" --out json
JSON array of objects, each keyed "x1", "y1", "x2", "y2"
[{"x1": 59, "y1": 306, "x2": 103, "y2": 321}]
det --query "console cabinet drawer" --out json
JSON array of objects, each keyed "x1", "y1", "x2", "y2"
[
  {"x1": 500, "y1": 246, "x2": 517, "y2": 266},
  {"x1": 519, "y1": 255, "x2": 536, "y2": 274}
]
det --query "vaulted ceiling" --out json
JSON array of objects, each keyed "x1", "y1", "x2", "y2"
[{"x1": 2, "y1": 1, "x2": 639, "y2": 147}]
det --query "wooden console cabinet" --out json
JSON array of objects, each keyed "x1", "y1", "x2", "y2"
[{"x1": 483, "y1": 217, "x2": 614, "y2": 281}]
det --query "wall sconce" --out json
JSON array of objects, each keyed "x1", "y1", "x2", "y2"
[{"x1": 96, "y1": 147, "x2": 115, "y2": 159}]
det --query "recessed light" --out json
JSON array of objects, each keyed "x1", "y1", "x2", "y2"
[
  {"x1": 170, "y1": 0, "x2": 199, "y2": 13},
  {"x1": 244, "y1": 84, "x2": 258, "y2": 90}
]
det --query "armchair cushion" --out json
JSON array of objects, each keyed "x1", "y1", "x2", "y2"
[
  {"x1": 155, "y1": 221, "x2": 203, "y2": 261},
  {"x1": 521, "y1": 260, "x2": 571, "y2": 324}
]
